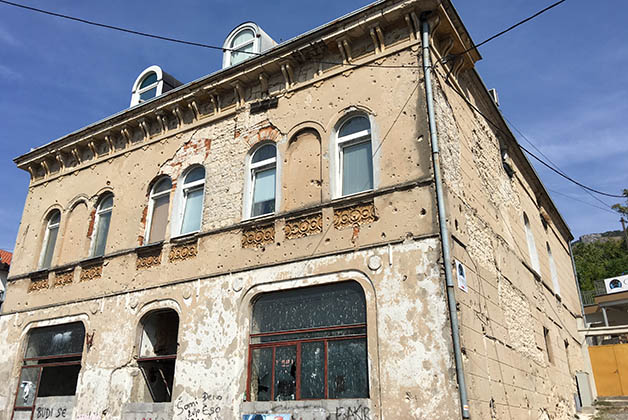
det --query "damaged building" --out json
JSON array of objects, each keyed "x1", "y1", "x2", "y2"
[{"x1": 0, "y1": 0, "x2": 589, "y2": 419}]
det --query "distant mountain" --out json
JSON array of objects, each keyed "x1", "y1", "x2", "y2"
[{"x1": 576, "y1": 230, "x2": 624, "y2": 245}]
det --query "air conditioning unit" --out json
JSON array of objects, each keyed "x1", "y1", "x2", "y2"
[{"x1": 604, "y1": 274, "x2": 628, "y2": 294}]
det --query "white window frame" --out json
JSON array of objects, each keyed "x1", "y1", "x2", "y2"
[
  {"x1": 334, "y1": 116, "x2": 374, "y2": 198},
  {"x1": 174, "y1": 167, "x2": 205, "y2": 237},
  {"x1": 130, "y1": 65, "x2": 165, "y2": 107},
  {"x1": 222, "y1": 25, "x2": 260, "y2": 68},
  {"x1": 547, "y1": 242, "x2": 561, "y2": 296},
  {"x1": 39, "y1": 210, "x2": 61, "y2": 269},
  {"x1": 90, "y1": 194, "x2": 114, "y2": 257},
  {"x1": 523, "y1": 213, "x2": 540, "y2": 273},
  {"x1": 145, "y1": 177, "x2": 172, "y2": 244},
  {"x1": 246, "y1": 144, "x2": 277, "y2": 219}
]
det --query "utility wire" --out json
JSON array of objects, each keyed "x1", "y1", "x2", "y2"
[
  {"x1": 547, "y1": 189, "x2": 619, "y2": 216},
  {"x1": 448, "y1": 0, "x2": 568, "y2": 60},
  {"x1": 435, "y1": 68, "x2": 624, "y2": 199}
]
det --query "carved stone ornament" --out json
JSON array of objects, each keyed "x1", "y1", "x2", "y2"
[
  {"x1": 242, "y1": 224, "x2": 275, "y2": 248},
  {"x1": 136, "y1": 252, "x2": 161, "y2": 270},
  {"x1": 28, "y1": 277, "x2": 49, "y2": 293},
  {"x1": 169, "y1": 242, "x2": 199, "y2": 263},
  {"x1": 80, "y1": 264, "x2": 103, "y2": 282},
  {"x1": 54, "y1": 271, "x2": 74, "y2": 287},
  {"x1": 284, "y1": 212, "x2": 323, "y2": 240},
  {"x1": 333, "y1": 202, "x2": 376, "y2": 230}
]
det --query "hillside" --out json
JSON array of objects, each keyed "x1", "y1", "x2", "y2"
[{"x1": 572, "y1": 230, "x2": 628, "y2": 291}]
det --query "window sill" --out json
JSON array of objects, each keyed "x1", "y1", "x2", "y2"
[
  {"x1": 170, "y1": 232, "x2": 199, "y2": 245},
  {"x1": 136, "y1": 241, "x2": 164, "y2": 254},
  {"x1": 79, "y1": 255, "x2": 104, "y2": 268}
]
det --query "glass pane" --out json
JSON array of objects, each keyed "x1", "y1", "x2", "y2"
[
  {"x1": 49, "y1": 211, "x2": 61, "y2": 225},
  {"x1": 41, "y1": 225, "x2": 58, "y2": 269},
  {"x1": 16, "y1": 367, "x2": 40, "y2": 407},
  {"x1": 231, "y1": 43, "x2": 254, "y2": 66},
  {"x1": 232, "y1": 29, "x2": 254, "y2": 47},
  {"x1": 148, "y1": 195, "x2": 169, "y2": 243},
  {"x1": 300, "y1": 342, "x2": 324, "y2": 399},
  {"x1": 339, "y1": 116, "x2": 370, "y2": 138},
  {"x1": 153, "y1": 177, "x2": 172, "y2": 194},
  {"x1": 274, "y1": 346, "x2": 296, "y2": 401},
  {"x1": 93, "y1": 211, "x2": 111, "y2": 257},
  {"x1": 252, "y1": 168, "x2": 275, "y2": 217},
  {"x1": 252, "y1": 282, "x2": 366, "y2": 334},
  {"x1": 252, "y1": 145, "x2": 276, "y2": 163},
  {"x1": 250, "y1": 348, "x2": 272, "y2": 401},
  {"x1": 140, "y1": 310, "x2": 179, "y2": 357},
  {"x1": 327, "y1": 339, "x2": 368, "y2": 398},
  {"x1": 181, "y1": 188, "x2": 203, "y2": 234},
  {"x1": 99, "y1": 195, "x2": 113, "y2": 210},
  {"x1": 185, "y1": 167, "x2": 205, "y2": 184},
  {"x1": 252, "y1": 326, "x2": 365, "y2": 344},
  {"x1": 139, "y1": 87, "x2": 157, "y2": 101},
  {"x1": 140, "y1": 72, "x2": 158, "y2": 88},
  {"x1": 342, "y1": 141, "x2": 373, "y2": 195},
  {"x1": 38, "y1": 365, "x2": 81, "y2": 396},
  {"x1": 25, "y1": 322, "x2": 85, "y2": 358}
]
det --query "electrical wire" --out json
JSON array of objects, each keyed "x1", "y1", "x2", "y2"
[{"x1": 547, "y1": 189, "x2": 619, "y2": 216}]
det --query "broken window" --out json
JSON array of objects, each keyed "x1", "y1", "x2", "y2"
[
  {"x1": 138, "y1": 310, "x2": 179, "y2": 402},
  {"x1": 40, "y1": 210, "x2": 61, "y2": 269},
  {"x1": 179, "y1": 167, "x2": 205, "y2": 235},
  {"x1": 248, "y1": 144, "x2": 276, "y2": 218},
  {"x1": 248, "y1": 282, "x2": 368, "y2": 401},
  {"x1": 12, "y1": 322, "x2": 85, "y2": 418},
  {"x1": 146, "y1": 176, "x2": 172, "y2": 243},
  {"x1": 91, "y1": 194, "x2": 113, "y2": 257},
  {"x1": 337, "y1": 116, "x2": 373, "y2": 197}
]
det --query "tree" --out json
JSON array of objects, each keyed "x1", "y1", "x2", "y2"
[
  {"x1": 573, "y1": 238, "x2": 628, "y2": 291},
  {"x1": 612, "y1": 189, "x2": 628, "y2": 216}
]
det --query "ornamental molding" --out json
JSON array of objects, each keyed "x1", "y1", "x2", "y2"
[
  {"x1": 80, "y1": 264, "x2": 103, "y2": 282},
  {"x1": 284, "y1": 212, "x2": 323, "y2": 240},
  {"x1": 169, "y1": 242, "x2": 199, "y2": 263},
  {"x1": 28, "y1": 277, "x2": 49, "y2": 293},
  {"x1": 54, "y1": 270, "x2": 74, "y2": 287},
  {"x1": 333, "y1": 202, "x2": 376, "y2": 230},
  {"x1": 242, "y1": 224, "x2": 275, "y2": 248},
  {"x1": 136, "y1": 252, "x2": 162, "y2": 270}
]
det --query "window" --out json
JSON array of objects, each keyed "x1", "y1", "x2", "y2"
[
  {"x1": 138, "y1": 310, "x2": 179, "y2": 402},
  {"x1": 523, "y1": 213, "x2": 540, "y2": 273},
  {"x1": 547, "y1": 243, "x2": 560, "y2": 296},
  {"x1": 248, "y1": 144, "x2": 277, "y2": 218},
  {"x1": 40, "y1": 210, "x2": 60, "y2": 269},
  {"x1": 12, "y1": 322, "x2": 85, "y2": 418},
  {"x1": 92, "y1": 194, "x2": 113, "y2": 257},
  {"x1": 130, "y1": 65, "x2": 180, "y2": 107},
  {"x1": 137, "y1": 72, "x2": 159, "y2": 103},
  {"x1": 336, "y1": 116, "x2": 374, "y2": 197},
  {"x1": 179, "y1": 167, "x2": 205, "y2": 235},
  {"x1": 248, "y1": 282, "x2": 368, "y2": 401},
  {"x1": 229, "y1": 29, "x2": 256, "y2": 66},
  {"x1": 146, "y1": 177, "x2": 172, "y2": 244},
  {"x1": 543, "y1": 326, "x2": 554, "y2": 364}
]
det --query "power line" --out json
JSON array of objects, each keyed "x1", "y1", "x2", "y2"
[
  {"x1": 436, "y1": 69, "x2": 625, "y2": 199},
  {"x1": 547, "y1": 189, "x2": 619, "y2": 216},
  {"x1": 449, "y1": 0, "x2": 568, "y2": 60}
]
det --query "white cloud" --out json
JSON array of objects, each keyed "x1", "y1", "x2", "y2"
[
  {"x1": 0, "y1": 64, "x2": 22, "y2": 81},
  {"x1": 0, "y1": 25, "x2": 20, "y2": 47}
]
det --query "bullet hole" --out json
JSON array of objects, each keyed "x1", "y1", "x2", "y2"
[
  {"x1": 325, "y1": 238, "x2": 331, "y2": 243},
  {"x1": 420, "y1": 208, "x2": 427, "y2": 216},
  {"x1": 276, "y1": 242, "x2": 281, "y2": 247},
  {"x1": 106, "y1": 181, "x2": 111, "y2": 185},
  {"x1": 381, "y1": 232, "x2": 386, "y2": 239},
  {"x1": 455, "y1": 219, "x2": 459, "y2": 230}
]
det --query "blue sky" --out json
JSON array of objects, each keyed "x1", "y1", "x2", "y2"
[{"x1": 0, "y1": 0, "x2": 626, "y2": 251}]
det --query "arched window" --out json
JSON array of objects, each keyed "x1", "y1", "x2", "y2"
[
  {"x1": 39, "y1": 210, "x2": 61, "y2": 269},
  {"x1": 130, "y1": 65, "x2": 181, "y2": 107},
  {"x1": 523, "y1": 213, "x2": 540, "y2": 273},
  {"x1": 222, "y1": 23, "x2": 276, "y2": 69},
  {"x1": 138, "y1": 310, "x2": 179, "y2": 402},
  {"x1": 13, "y1": 322, "x2": 85, "y2": 417},
  {"x1": 248, "y1": 282, "x2": 368, "y2": 401},
  {"x1": 547, "y1": 243, "x2": 560, "y2": 296},
  {"x1": 336, "y1": 116, "x2": 374, "y2": 197},
  {"x1": 146, "y1": 177, "x2": 172, "y2": 244},
  {"x1": 137, "y1": 72, "x2": 159, "y2": 103},
  {"x1": 229, "y1": 29, "x2": 256, "y2": 66},
  {"x1": 248, "y1": 144, "x2": 277, "y2": 218},
  {"x1": 179, "y1": 167, "x2": 205, "y2": 235},
  {"x1": 91, "y1": 194, "x2": 113, "y2": 257}
]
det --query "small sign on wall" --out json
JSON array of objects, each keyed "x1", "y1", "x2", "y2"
[
  {"x1": 243, "y1": 415, "x2": 291, "y2": 420},
  {"x1": 455, "y1": 260, "x2": 468, "y2": 293}
]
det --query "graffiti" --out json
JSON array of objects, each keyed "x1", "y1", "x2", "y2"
[
  {"x1": 242, "y1": 415, "x2": 290, "y2": 420},
  {"x1": 35, "y1": 407, "x2": 67, "y2": 419},
  {"x1": 175, "y1": 394, "x2": 223, "y2": 420},
  {"x1": 335, "y1": 406, "x2": 371, "y2": 420},
  {"x1": 76, "y1": 413, "x2": 100, "y2": 420}
]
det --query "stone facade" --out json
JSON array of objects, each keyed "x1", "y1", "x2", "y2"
[{"x1": 0, "y1": 1, "x2": 585, "y2": 420}]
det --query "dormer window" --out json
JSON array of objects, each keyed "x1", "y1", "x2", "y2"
[
  {"x1": 222, "y1": 23, "x2": 277, "y2": 69},
  {"x1": 130, "y1": 65, "x2": 182, "y2": 107}
]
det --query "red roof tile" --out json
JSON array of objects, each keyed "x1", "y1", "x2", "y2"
[{"x1": 0, "y1": 249, "x2": 12, "y2": 266}]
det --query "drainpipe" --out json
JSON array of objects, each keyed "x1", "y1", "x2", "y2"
[
  {"x1": 568, "y1": 241, "x2": 586, "y2": 322},
  {"x1": 421, "y1": 17, "x2": 470, "y2": 419}
]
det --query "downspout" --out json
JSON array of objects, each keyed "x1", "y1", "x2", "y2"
[
  {"x1": 568, "y1": 241, "x2": 585, "y2": 322},
  {"x1": 421, "y1": 17, "x2": 470, "y2": 419}
]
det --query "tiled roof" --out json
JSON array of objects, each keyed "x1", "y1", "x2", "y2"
[{"x1": 0, "y1": 249, "x2": 12, "y2": 266}]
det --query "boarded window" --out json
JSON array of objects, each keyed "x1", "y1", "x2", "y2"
[
  {"x1": 138, "y1": 310, "x2": 179, "y2": 402},
  {"x1": 248, "y1": 282, "x2": 368, "y2": 401}
]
